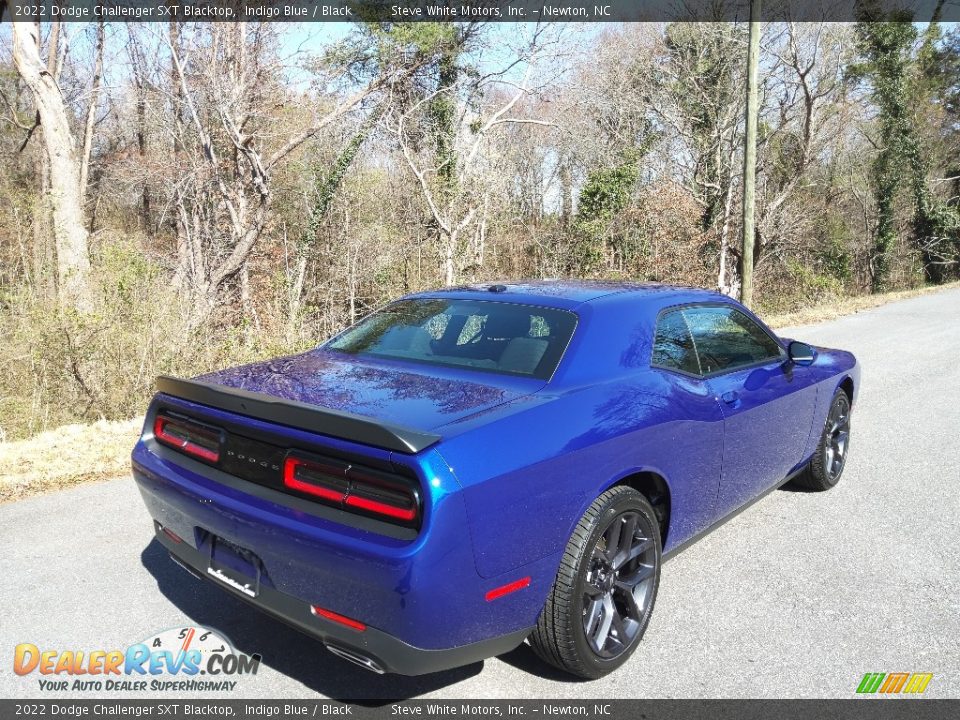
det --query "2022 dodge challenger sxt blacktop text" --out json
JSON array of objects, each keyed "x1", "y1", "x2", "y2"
[{"x1": 132, "y1": 281, "x2": 859, "y2": 679}]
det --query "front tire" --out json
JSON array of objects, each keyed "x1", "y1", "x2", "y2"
[
  {"x1": 793, "y1": 387, "x2": 851, "y2": 491},
  {"x1": 530, "y1": 486, "x2": 661, "y2": 679}
]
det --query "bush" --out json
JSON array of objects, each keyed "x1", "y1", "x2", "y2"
[{"x1": 0, "y1": 235, "x2": 311, "y2": 441}]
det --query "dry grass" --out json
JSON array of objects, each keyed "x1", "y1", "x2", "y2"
[
  {"x1": 766, "y1": 281, "x2": 960, "y2": 330},
  {"x1": 0, "y1": 417, "x2": 143, "y2": 503}
]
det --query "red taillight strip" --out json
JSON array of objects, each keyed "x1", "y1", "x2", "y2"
[
  {"x1": 153, "y1": 416, "x2": 220, "y2": 463},
  {"x1": 311, "y1": 606, "x2": 366, "y2": 632},
  {"x1": 283, "y1": 452, "x2": 419, "y2": 525},
  {"x1": 282, "y1": 457, "x2": 347, "y2": 502},
  {"x1": 485, "y1": 576, "x2": 531, "y2": 602},
  {"x1": 344, "y1": 493, "x2": 417, "y2": 521}
]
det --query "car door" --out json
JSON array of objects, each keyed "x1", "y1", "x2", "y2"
[
  {"x1": 681, "y1": 304, "x2": 818, "y2": 518},
  {"x1": 649, "y1": 308, "x2": 725, "y2": 543}
]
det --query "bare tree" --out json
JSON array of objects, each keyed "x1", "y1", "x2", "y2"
[
  {"x1": 149, "y1": 23, "x2": 413, "y2": 325},
  {"x1": 78, "y1": 17, "x2": 104, "y2": 201},
  {"x1": 389, "y1": 27, "x2": 559, "y2": 286},
  {"x1": 751, "y1": 23, "x2": 851, "y2": 274},
  {"x1": 11, "y1": 20, "x2": 93, "y2": 311}
]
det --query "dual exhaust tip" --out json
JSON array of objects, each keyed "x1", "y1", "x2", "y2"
[{"x1": 324, "y1": 644, "x2": 386, "y2": 674}]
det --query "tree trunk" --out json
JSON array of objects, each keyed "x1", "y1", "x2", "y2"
[
  {"x1": 136, "y1": 89, "x2": 151, "y2": 227},
  {"x1": 443, "y1": 231, "x2": 456, "y2": 286},
  {"x1": 739, "y1": 0, "x2": 761, "y2": 309},
  {"x1": 79, "y1": 17, "x2": 105, "y2": 202},
  {"x1": 12, "y1": 20, "x2": 94, "y2": 312},
  {"x1": 717, "y1": 128, "x2": 739, "y2": 296},
  {"x1": 560, "y1": 161, "x2": 572, "y2": 228}
]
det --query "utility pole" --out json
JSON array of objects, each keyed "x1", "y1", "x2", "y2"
[{"x1": 740, "y1": 0, "x2": 761, "y2": 309}]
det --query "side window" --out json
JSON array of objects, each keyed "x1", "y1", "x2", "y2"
[
  {"x1": 652, "y1": 310, "x2": 700, "y2": 375},
  {"x1": 682, "y1": 306, "x2": 782, "y2": 375}
]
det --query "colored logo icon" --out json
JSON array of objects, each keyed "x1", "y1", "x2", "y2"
[{"x1": 856, "y1": 673, "x2": 933, "y2": 694}]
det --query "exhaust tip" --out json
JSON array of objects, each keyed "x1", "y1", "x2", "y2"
[{"x1": 325, "y1": 644, "x2": 386, "y2": 674}]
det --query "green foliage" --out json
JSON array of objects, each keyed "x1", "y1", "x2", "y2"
[
  {"x1": 304, "y1": 106, "x2": 384, "y2": 243},
  {"x1": 817, "y1": 216, "x2": 853, "y2": 283},
  {"x1": 357, "y1": 22, "x2": 459, "y2": 73},
  {"x1": 855, "y1": 20, "x2": 914, "y2": 290},
  {"x1": 570, "y1": 152, "x2": 642, "y2": 273},
  {"x1": 430, "y1": 50, "x2": 459, "y2": 194},
  {"x1": 576, "y1": 152, "x2": 641, "y2": 227},
  {"x1": 6, "y1": 23, "x2": 960, "y2": 443},
  {"x1": 856, "y1": 17, "x2": 960, "y2": 289}
]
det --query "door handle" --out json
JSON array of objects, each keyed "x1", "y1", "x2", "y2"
[{"x1": 721, "y1": 391, "x2": 739, "y2": 405}]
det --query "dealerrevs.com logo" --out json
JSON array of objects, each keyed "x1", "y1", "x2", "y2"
[{"x1": 14, "y1": 626, "x2": 261, "y2": 693}]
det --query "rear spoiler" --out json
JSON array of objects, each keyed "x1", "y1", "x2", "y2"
[{"x1": 154, "y1": 375, "x2": 442, "y2": 455}]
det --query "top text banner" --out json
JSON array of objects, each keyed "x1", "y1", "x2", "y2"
[{"x1": 2, "y1": 0, "x2": 957, "y2": 23}]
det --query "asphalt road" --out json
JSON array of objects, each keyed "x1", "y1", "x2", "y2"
[{"x1": 3, "y1": 289, "x2": 959, "y2": 701}]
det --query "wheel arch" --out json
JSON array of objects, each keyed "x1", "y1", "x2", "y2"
[
  {"x1": 603, "y1": 470, "x2": 672, "y2": 547},
  {"x1": 838, "y1": 375, "x2": 855, "y2": 406}
]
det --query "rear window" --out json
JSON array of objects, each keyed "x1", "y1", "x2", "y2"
[{"x1": 324, "y1": 299, "x2": 577, "y2": 380}]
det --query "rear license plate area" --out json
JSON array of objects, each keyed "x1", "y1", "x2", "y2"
[{"x1": 207, "y1": 534, "x2": 262, "y2": 598}]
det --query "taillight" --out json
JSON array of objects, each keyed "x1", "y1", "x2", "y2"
[
  {"x1": 154, "y1": 413, "x2": 222, "y2": 464},
  {"x1": 282, "y1": 452, "x2": 420, "y2": 526},
  {"x1": 283, "y1": 456, "x2": 349, "y2": 503},
  {"x1": 344, "y1": 472, "x2": 417, "y2": 521}
]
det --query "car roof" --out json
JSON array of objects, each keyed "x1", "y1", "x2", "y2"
[{"x1": 406, "y1": 279, "x2": 725, "y2": 310}]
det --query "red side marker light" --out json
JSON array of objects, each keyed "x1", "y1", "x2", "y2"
[
  {"x1": 160, "y1": 526, "x2": 184, "y2": 544},
  {"x1": 311, "y1": 606, "x2": 366, "y2": 632},
  {"x1": 485, "y1": 576, "x2": 531, "y2": 602}
]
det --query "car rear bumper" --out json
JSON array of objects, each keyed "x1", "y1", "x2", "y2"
[
  {"x1": 152, "y1": 522, "x2": 530, "y2": 675},
  {"x1": 132, "y1": 437, "x2": 544, "y2": 674}
]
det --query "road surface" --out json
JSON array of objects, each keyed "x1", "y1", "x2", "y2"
[{"x1": 3, "y1": 288, "x2": 959, "y2": 701}]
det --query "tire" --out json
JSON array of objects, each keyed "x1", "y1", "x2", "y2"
[
  {"x1": 793, "y1": 387, "x2": 852, "y2": 491},
  {"x1": 530, "y1": 486, "x2": 661, "y2": 679}
]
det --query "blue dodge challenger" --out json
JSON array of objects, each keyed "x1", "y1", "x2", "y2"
[{"x1": 133, "y1": 281, "x2": 859, "y2": 679}]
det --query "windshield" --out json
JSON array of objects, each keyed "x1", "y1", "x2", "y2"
[{"x1": 324, "y1": 299, "x2": 578, "y2": 380}]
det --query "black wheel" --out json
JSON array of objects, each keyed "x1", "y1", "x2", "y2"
[
  {"x1": 530, "y1": 486, "x2": 661, "y2": 679},
  {"x1": 793, "y1": 387, "x2": 851, "y2": 491}
]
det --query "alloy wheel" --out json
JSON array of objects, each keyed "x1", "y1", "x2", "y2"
[
  {"x1": 581, "y1": 511, "x2": 658, "y2": 659},
  {"x1": 825, "y1": 394, "x2": 851, "y2": 481}
]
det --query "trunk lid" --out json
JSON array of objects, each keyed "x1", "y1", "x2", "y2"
[{"x1": 195, "y1": 349, "x2": 536, "y2": 433}]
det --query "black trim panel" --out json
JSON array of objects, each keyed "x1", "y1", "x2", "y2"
[
  {"x1": 156, "y1": 375, "x2": 441, "y2": 454},
  {"x1": 154, "y1": 525, "x2": 532, "y2": 676}
]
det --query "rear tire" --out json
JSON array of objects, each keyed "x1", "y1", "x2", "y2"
[
  {"x1": 793, "y1": 387, "x2": 851, "y2": 491},
  {"x1": 530, "y1": 486, "x2": 661, "y2": 679}
]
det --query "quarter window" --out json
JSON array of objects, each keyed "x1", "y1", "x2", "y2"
[{"x1": 652, "y1": 310, "x2": 700, "y2": 375}]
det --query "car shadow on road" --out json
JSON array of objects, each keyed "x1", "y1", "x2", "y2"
[
  {"x1": 140, "y1": 539, "x2": 482, "y2": 705},
  {"x1": 494, "y1": 644, "x2": 585, "y2": 683},
  {"x1": 776, "y1": 480, "x2": 819, "y2": 493}
]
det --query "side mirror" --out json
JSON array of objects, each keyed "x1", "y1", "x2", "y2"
[{"x1": 788, "y1": 341, "x2": 816, "y2": 367}]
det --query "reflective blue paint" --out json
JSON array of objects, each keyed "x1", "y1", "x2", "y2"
[{"x1": 132, "y1": 281, "x2": 860, "y2": 664}]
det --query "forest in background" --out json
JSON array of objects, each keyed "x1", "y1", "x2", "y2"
[{"x1": 1, "y1": 19, "x2": 959, "y2": 441}]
